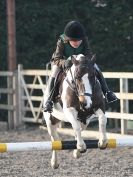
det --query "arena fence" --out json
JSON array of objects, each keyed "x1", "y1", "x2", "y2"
[{"x1": 0, "y1": 64, "x2": 133, "y2": 134}]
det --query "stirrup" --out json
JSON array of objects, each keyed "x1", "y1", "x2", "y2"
[
  {"x1": 43, "y1": 100, "x2": 53, "y2": 113},
  {"x1": 105, "y1": 91, "x2": 118, "y2": 103}
]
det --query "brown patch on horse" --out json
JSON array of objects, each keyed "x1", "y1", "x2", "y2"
[
  {"x1": 50, "y1": 115, "x2": 61, "y2": 125},
  {"x1": 65, "y1": 87, "x2": 80, "y2": 109},
  {"x1": 91, "y1": 80, "x2": 105, "y2": 113}
]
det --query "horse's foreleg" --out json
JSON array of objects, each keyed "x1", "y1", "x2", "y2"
[
  {"x1": 95, "y1": 108, "x2": 107, "y2": 148},
  {"x1": 43, "y1": 112, "x2": 60, "y2": 169},
  {"x1": 63, "y1": 108, "x2": 86, "y2": 153},
  {"x1": 48, "y1": 124, "x2": 60, "y2": 169},
  {"x1": 73, "y1": 134, "x2": 82, "y2": 159}
]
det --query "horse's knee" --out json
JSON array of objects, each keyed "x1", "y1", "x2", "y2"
[
  {"x1": 70, "y1": 119, "x2": 82, "y2": 132},
  {"x1": 96, "y1": 109, "x2": 107, "y2": 124},
  {"x1": 99, "y1": 115, "x2": 107, "y2": 125}
]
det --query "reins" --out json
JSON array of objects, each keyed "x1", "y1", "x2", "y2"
[{"x1": 69, "y1": 68, "x2": 79, "y2": 96}]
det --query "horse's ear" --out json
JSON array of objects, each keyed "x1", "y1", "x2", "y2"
[
  {"x1": 71, "y1": 55, "x2": 79, "y2": 65},
  {"x1": 91, "y1": 54, "x2": 96, "y2": 64}
]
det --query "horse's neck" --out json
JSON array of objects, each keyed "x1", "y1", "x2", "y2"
[
  {"x1": 56, "y1": 68, "x2": 77, "y2": 108},
  {"x1": 89, "y1": 76, "x2": 100, "y2": 100},
  {"x1": 66, "y1": 66, "x2": 75, "y2": 82}
]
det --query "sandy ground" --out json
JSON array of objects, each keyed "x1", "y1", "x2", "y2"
[{"x1": 0, "y1": 125, "x2": 133, "y2": 177}]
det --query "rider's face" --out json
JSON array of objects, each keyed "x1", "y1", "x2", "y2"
[{"x1": 69, "y1": 40, "x2": 82, "y2": 48}]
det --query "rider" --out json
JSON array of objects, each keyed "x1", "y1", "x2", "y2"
[{"x1": 44, "y1": 20, "x2": 118, "y2": 113}]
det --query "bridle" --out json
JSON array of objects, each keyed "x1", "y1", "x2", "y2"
[{"x1": 66, "y1": 66, "x2": 92, "y2": 111}]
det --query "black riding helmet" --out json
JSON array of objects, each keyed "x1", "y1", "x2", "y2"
[{"x1": 64, "y1": 21, "x2": 86, "y2": 41}]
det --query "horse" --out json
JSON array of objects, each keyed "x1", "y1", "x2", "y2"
[{"x1": 43, "y1": 54, "x2": 107, "y2": 169}]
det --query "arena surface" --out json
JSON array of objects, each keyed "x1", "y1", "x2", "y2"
[{"x1": 0, "y1": 126, "x2": 133, "y2": 177}]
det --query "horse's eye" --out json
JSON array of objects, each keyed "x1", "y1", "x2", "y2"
[
  {"x1": 75, "y1": 76, "x2": 81, "y2": 80},
  {"x1": 78, "y1": 78, "x2": 82, "y2": 81}
]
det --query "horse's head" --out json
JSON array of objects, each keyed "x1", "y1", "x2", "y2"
[{"x1": 70, "y1": 54, "x2": 96, "y2": 109}]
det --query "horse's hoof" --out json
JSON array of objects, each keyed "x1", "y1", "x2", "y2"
[
  {"x1": 73, "y1": 149, "x2": 81, "y2": 159},
  {"x1": 79, "y1": 149, "x2": 87, "y2": 153},
  {"x1": 98, "y1": 139, "x2": 108, "y2": 150},
  {"x1": 51, "y1": 161, "x2": 59, "y2": 169},
  {"x1": 77, "y1": 142, "x2": 87, "y2": 153}
]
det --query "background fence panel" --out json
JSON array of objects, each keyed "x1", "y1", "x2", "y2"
[{"x1": 0, "y1": 66, "x2": 133, "y2": 134}]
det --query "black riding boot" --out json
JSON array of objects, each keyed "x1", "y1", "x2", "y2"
[
  {"x1": 96, "y1": 68, "x2": 118, "y2": 103},
  {"x1": 43, "y1": 77, "x2": 55, "y2": 112}
]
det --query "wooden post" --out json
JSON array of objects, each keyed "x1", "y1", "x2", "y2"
[
  {"x1": 6, "y1": 0, "x2": 17, "y2": 71},
  {"x1": 120, "y1": 78, "x2": 129, "y2": 134},
  {"x1": 13, "y1": 70, "x2": 19, "y2": 128},
  {"x1": 7, "y1": 75, "x2": 14, "y2": 129},
  {"x1": 18, "y1": 64, "x2": 24, "y2": 125}
]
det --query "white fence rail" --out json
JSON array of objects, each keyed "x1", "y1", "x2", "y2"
[
  {"x1": 0, "y1": 65, "x2": 133, "y2": 134},
  {"x1": 103, "y1": 72, "x2": 133, "y2": 134},
  {"x1": 0, "y1": 71, "x2": 18, "y2": 129}
]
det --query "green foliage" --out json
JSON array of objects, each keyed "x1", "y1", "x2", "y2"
[
  {"x1": 0, "y1": 0, "x2": 133, "y2": 71},
  {"x1": 0, "y1": 0, "x2": 7, "y2": 70}
]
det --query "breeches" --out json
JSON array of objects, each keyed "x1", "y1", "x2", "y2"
[{"x1": 51, "y1": 64, "x2": 61, "y2": 78}]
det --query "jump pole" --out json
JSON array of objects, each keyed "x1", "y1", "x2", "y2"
[{"x1": 0, "y1": 138, "x2": 133, "y2": 153}]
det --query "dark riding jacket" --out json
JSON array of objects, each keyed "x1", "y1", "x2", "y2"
[{"x1": 51, "y1": 34, "x2": 93, "y2": 69}]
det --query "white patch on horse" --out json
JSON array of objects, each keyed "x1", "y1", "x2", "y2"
[
  {"x1": 52, "y1": 103, "x2": 68, "y2": 122},
  {"x1": 82, "y1": 73, "x2": 92, "y2": 109},
  {"x1": 76, "y1": 54, "x2": 84, "y2": 61},
  {"x1": 95, "y1": 108, "x2": 107, "y2": 147}
]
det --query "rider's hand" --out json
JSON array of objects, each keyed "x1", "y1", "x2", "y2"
[{"x1": 64, "y1": 59, "x2": 72, "y2": 69}]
